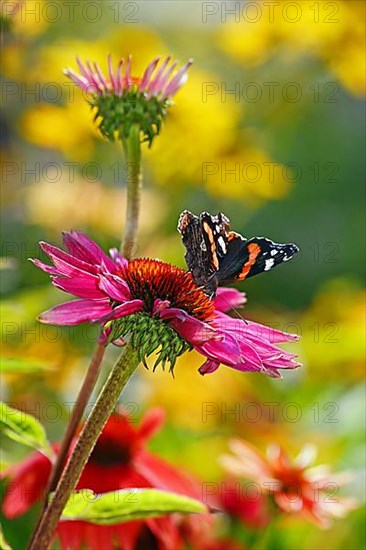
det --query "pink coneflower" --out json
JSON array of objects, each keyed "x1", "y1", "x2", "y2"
[
  {"x1": 220, "y1": 440, "x2": 357, "y2": 528},
  {"x1": 31, "y1": 230, "x2": 300, "y2": 376},
  {"x1": 63, "y1": 55, "x2": 192, "y2": 144},
  {"x1": 2, "y1": 409, "x2": 209, "y2": 550}
]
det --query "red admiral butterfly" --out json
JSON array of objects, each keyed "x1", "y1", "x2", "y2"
[{"x1": 178, "y1": 210, "x2": 299, "y2": 297}]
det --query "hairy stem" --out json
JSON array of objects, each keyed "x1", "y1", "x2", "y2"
[
  {"x1": 46, "y1": 343, "x2": 105, "y2": 496},
  {"x1": 121, "y1": 125, "x2": 142, "y2": 258},
  {"x1": 27, "y1": 342, "x2": 105, "y2": 549},
  {"x1": 28, "y1": 343, "x2": 139, "y2": 550}
]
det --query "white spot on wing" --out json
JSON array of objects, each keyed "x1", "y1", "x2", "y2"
[
  {"x1": 270, "y1": 249, "x2": 278, "y2": 256},
  {"x1": 217, "y1": 236, "x2": 227, "y2": 253},
  {"x1": 264, "y1": 258, "x2": 275, "y2": 271}
]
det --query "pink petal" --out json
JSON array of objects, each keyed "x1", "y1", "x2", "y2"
[
  {"x1": 147, "y1": 55, "x2": 171, "y2": 95},
  {"x1": 163, "y1": 59, "x2": 193, "y2": 98},
  {"x1": 38, "y1": 299, "x2": 111, "y2": 325},
  {"x1": 93, "y1": 62, "x2": 109, "y2": 91},
  {"x1": 124, "y1": 55, "x2": 132, "y2": 87},
  {"x1": 214, "y1": 312, "x2": 300, "y2": 354},
  {"x1": 52, "y1": 275, "x2": 104, "y2": 300},
  {"x1": 98, "y1": 274, "x2": 131, "y2": 302},
  {"x1": 159, "y1": 308, "x2": 217, "y2": 344},
  {"x1": 76, "y1": 56, "x2": 91, "y2": 80},
  {"x1": 152, "y1": 298, "x2": 171, "y2": 315},
  {"x1": 107, "y1": 53, "x2": 116, "y2": 90},
  {"x1": 29, "y1": 258, "x2": 59, "y2": 275},
  {"x1": 236, "y1": 340, "x2": 264, "y2": 369},
  {"x1": 40, "y1": 241, "x2": 97, "y2": 276},
  {"x1": 115, "y1": 60, "x2": 124, "y2": 95},
  {"x1": 245, "y1": 320, "x2": 300, "y2": 343},
  {"x1": 63, "y1": 69, "x2": 95, "y2": 93},
  {"x1": 98, "y1": 300, "x2": 144, "y2": 322},
  {"x1": 62, "y1": 231, "x2": 116, "y2": 272},
  {"x1": 214, "y1": 288, "x2": 247, "y2": 312},
  {"x1": 155, "y1": 60, "x2": 178, "y2": 97},
  {"x1": 139, "y1": 56, "x2": 160, "y2": 93},
  {"x1": 198, "y1": 332, "x2": 242, "y2": 366},
  {"x1": 109, "y1": 248, "x2": 128, "y2": 270},
  {"x1": 198, "y1": 359, "x2": 220, "y2": 375},
  {"x1": 86, "y1": 60, "x2": 102, "y2": 92}
]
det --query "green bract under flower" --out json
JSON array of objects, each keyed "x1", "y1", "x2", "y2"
[
  {"x1": 106, "y1": 313, "x2": 192, "y2": 373},
  {"x1": 92, "y1": 92, "x2": 168, "y2": 146}
]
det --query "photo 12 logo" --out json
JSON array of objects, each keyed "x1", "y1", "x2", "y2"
[{"x1": 202, "y1": 2, "x2": 340, "y2": 24}]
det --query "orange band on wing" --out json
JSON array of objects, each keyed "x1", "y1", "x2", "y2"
[
  {"x1": 203, "y1": 221, "x2": 219, "y2": 269},
  {"x1": 237, "y1": 242, "x2": 261, "y2": 280}
]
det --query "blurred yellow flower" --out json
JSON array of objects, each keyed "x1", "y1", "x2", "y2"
[
  {"x1": 203, "y1": 146, "x2": 292, "y2": 203},
  {"x1": 2, "y1": 28, "x2": 165, "y2": 84},
  {"x1": 3, "y1": 0, "x2": 48, "y2": 37},
  {"x1": 219, "y1": 0, "x2": 365, "y2": 95},
  {"x1": 142, "y1": 349, "x2": 247, "y2": 430},
  {"x1": 1, "y1": 289, "x2": 82, "y2": 392},
  {"x1": 300, "y1": 279, "x2": 365, "y2": 379},
  {"x1": 148, "y1": 70, "x2": 240, "y2": 185},
  {"x1": 24, "y1": 176, "x2": 165, "y2": 238},
  {"x1": 19, "y1": 101, "x2": 97, "y2": 161}
]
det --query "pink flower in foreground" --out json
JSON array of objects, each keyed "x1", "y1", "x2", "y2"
[
  {"x1": 32, "y1": 231, "x2": 300, "y2": 376},
  {"x1": 2, "y1": 410, "x2": 209, "y2": 550},
  {"x1": 220, "y1": 440, "x2": 357, "y2": 528},
  {"x1": 63, "y1": 54, "x2": 192, "y2": 145}
]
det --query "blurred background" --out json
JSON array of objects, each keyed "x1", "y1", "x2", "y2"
[{"x1": 1, "y1": 1, "x2": 365, "y2": 548}]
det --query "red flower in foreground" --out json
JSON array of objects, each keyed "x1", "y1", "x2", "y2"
[
  {"x1": 32, "y1": 231, "x2": 300, "y2": 377},
  {"x1": 220, "y1": 440, "x2": 357, "y2": 528},
  {"x1": 2, "y1": 409, "x2": 208, "y2": 550},
  {"x1": 219, "y1": 479, "x2": 269, "y2": 529}
]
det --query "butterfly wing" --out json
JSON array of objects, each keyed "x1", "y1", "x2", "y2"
[
  {"x1": 178, "y1": 210, "x2": 231, "y2": 296},
  {"x1": 178, "y1": 210, "x2": 299, "y2": 295},
  {"x1": 217, "y1": 233, "x2": 299, "y2": 285},
  {"x1": 178, "y1": 210, "x2": 216, "y2": 294},
  {"x1": 200, "y1": 211, "x2": 230, "y2": 270}
]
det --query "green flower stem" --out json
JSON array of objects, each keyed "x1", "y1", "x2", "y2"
[
  {"x1": 44, "y1": 342, "x2": 105, "y2": 497},
  {"x1": 27, "y1": 341, "x2": 105, "y2": 549},
  {"x1": 28, "y1": 342, "x2": 139, "y2": 550},
  {"x1": 121, "y1": 124, "x2": 142, "y2": 258}
]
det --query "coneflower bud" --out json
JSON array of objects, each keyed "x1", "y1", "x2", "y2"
[{"x1": 63, "y1": 54, "x2": 193, "y2": 146}]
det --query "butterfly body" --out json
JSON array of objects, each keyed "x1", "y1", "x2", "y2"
[{"x1": 178, "y1": 210, "x2": 299, "y2": 297}]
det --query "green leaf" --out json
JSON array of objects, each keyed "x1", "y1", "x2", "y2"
[
  {"x1": 1, "y1": 357, "x2": 54, "y2": 374},
  {"x1": 0, "y1": 402, "x2": 53, "y2": 459},
  {"x1": 0, "y1": 524, "x2": 12, "y2": 550},
  {"x1": 61, "y1": 488, "x2": 207, "y2": 525}
]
